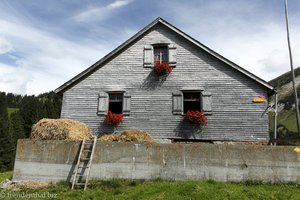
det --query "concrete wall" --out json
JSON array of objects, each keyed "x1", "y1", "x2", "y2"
[
  {"x1": 13, "y1": 140, "x2": 300, "y2": 183},
  {"x1": 61, "y1": 23, "x2": 270, "y2": 141}
]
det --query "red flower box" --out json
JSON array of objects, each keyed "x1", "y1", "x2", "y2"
[
  {"x1": 104, "y1": 111, "x2": 124, "y2": 127},
  {"x1": 153, "y1": 61, "x2": 173, "y2": 75},
  {"x1": 185, "y1": 110, "x2": 208, "y2": 126}
]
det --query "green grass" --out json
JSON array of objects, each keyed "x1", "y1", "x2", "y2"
[
  {"x1": 279, "y1": 111, "x2": 297, "y2": 132},
  {"x1": 0, "y1": 171, "x2": 12, "y2": 182},
  {"x1": 269, "y1": 110, "x2": 297, "y2": 133},
  {"x1": 7, "y1": 107, "x2": 19, "y2": 114},
  {"x1": 1, "y1": 173, "x2": 300, "y2": 200},
  {"x1": 277, "y1": 110, "x2": 297, "y2": 133},
  {"x1": 7, "y1": 108, "x2": 19, "y2": 116}
]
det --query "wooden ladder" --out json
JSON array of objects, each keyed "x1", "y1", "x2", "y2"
[{"x1": 71, "y1": 136, "x2": 97, "y2": 190}]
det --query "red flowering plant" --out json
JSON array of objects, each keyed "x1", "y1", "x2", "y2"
[
  {"x1": 104, "y1": 111, "x2": 124, "y2": 127},
  {"x1": 153, "y1": 61, "x2": 173, "y2": 75},
  {"x1": 185, "y1": 110, "x2": 208, "y2": 126}
]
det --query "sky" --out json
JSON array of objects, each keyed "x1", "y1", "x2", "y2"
[{"x1": 0, "y1": 0, "x2": 300, "y2": 95}]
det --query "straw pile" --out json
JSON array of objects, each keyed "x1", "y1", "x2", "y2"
[
  {"x1": 0, "y1": 179, "x2": 49, "y2": 190},
  {"x1": 98, "y1": 130, "x2": 153, "y2": 142},
  {"x1": 98, "y1": 134, "x2": 119, "y2": 142},
  {"x1": 30, "y1": 118, "x2": 92, "y2": 140},
  {"x1": 119, "y1": 130, "x2": 153, "y2": 142}
]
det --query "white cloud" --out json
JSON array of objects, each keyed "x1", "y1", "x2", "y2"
[
  {"x1": 0, "y1": 63, "x2": 32, "y2": 94},
  {"x1": 109, "y1": 0, "x2": 131, "y2": 9},
  {"x1": 213, "y1": 23, "x2": 300, "y2": 81},
  {"x1": 259, "y1": 50, "x2": 288, "y2": 76},
  {"x1": 0, "y1": 18, "x2": 109, "y2": 94},
  {"x1": 164, "y1": 1, "x2": 300, "y2": 82},
  {"x1": 1, "y1": 0, "x2": 300, "y2": 95},
  {"x1": 0, "y1": 37, "x2": 13, "y2": 54},
  {"x1": 74, "y1": 0, "x2": 133, "y2": 22}
]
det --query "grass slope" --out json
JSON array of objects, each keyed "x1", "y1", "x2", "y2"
[
  {"x1": 268, "y1": 67, "x2": 300, "y2": 139},
  {"x1": 7, "y1": 108, "x2": 20, "y2": 124},
  {"x1": 7, "y1": 108, "x2": 19, "y2": 117},
  {"x1": 1, "y1": 172, "x2": 300, "y2": 200},
  {"x1": 269, "y1": 110, "x2": 297, "y2": 133}
]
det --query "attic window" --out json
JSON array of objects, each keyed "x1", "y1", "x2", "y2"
[
  {"x1": 154, "y1": 46, "x2": 168, "y2": 64},
  {"x1": 109, "y1": 93, "x2": 123, "y2": 114},
  {"x1": 143, "y1": 44, "x2": 176, "y2": 67}
]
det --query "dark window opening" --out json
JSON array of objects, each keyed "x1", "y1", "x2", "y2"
[
  {"x1": 109, "y1": 93, "x2": 123, "y2": 114},
  {"x1": 154, "y1": 46, "x2": 168, "y2": 64},
  {"x1": 183, "y1": 92, "x2": 201, "y2": 113}
]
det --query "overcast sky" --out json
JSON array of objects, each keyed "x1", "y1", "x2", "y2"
[{"x1": 0, "y1": 0, "x2": 300, "y2": 95}]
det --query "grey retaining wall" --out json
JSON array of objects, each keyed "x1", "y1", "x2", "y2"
[{"x1": 13, "y1": 139, "x2": 300, "y2": 183}]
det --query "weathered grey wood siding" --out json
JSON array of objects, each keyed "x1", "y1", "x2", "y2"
[{"x1": 61, "y1": 24, "x2": 270, "y2": 141}]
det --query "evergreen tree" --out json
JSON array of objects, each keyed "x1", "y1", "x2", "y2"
[
  {"x1": 19, "y1": 95, "x2": 40, "y2": 137},
  {"x1": 5, "y1": 93, "x2": 22, "y2": 108},
  {"x1": 0, "y1": 90, "x2": 62, "y2": 171},
  {"x1": 1, "y1": 91, "x2": 62, "y2": 138},
  {"x1": 10, "y1": 111, "x2": 25, "y2": 141},
  {"x1": 0, "y1": 92, "x2": 14, "y2": 171},
  {"x1": 9, "y1": 111, "x2": 25, "y2": 168}
]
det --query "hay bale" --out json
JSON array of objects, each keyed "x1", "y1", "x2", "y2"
[
  {"x1": 98, "y1": 130, "x2": 153, "y2": 142},
  {"x1": 98, "y1": 134, "x2": 119, "y2": 142},
  {"x1": 119, "y1": 130, "x2": 153, "y2": 142},
  {"x1": 30, "y1": 118, "x2": 92, "y2": 140}
]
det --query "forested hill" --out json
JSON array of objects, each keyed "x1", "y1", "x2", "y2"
[
  {"x1": 269, "y1": 67, "x2": 300, "y2": 89},
  {"x1": 0, "y1": 91, "x2": 61, "y2": 171},
  {"x1": 268, "y1": 67, "x2": 300, "y2": 143},
  {"x1": 268, "y1": 67, "x2": 300, "y2": 110}
]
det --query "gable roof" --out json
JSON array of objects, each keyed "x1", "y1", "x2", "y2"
[{"x1": 55, "y1": 17, "x2": 274, "y2": 94}]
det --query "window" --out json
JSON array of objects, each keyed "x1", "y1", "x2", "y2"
[
  {"x1": 154, "y1": 46, "x2": 168, "y2": 64},
  {"x1": 172, "y1": 91, "x2": 212, "y2": 115},
  {"x1": 98, "y1": 91, "x2": 131, "y2": 115},
  {"x1": 108, "y1": 93, "x2": 123, "y2": 114},
  {"x1": 143, "y1": 44, "x2": 176, "y2": 67},
  {"x1": 183, "y1": 92, "x2": 201, "y2": 114}
]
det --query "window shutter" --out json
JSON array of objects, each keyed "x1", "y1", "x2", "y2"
[
  {"x1": 144, "y1": 45, "x2": 153, "y2": 67},
  {"x1": 202, "y1": 92, "x2": 212, "y2": 113},
  {"x1": 172, "y1": 92, "x2": 183, "y2": 115},
  {"x1": 123, "y1": 92, "x2": 131, "y2": 115},
  {"x1": 97, "y1": 92, "x2": 108, "y2": 115},
  {"x1": 168, "y1": 44, "x2": 177, "y2": 65}
]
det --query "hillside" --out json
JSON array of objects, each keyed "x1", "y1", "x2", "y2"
[
  {"x1": 269, "y1": 67, "x2": 300, "y2": 110},
  {"x1": 268, "y1": 67, "x2": 300, "y2": 143},
  {"x1": 0, "y1": 91, "x2": 62, "y2": 172},
  {"x1": 269, "y1": 67, "x2": 300, "y2": 88}
]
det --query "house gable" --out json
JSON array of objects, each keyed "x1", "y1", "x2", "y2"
[
  {"x1": 58, "y1": 20, "x2": 271, "y2": 141},
  {"x1": 55, "y1": 17, "x2": 274, "y2": 95}
]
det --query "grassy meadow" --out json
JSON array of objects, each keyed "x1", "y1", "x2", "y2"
[{"x1": 1, "y1": 171, "x2": 300, "y2": 200}]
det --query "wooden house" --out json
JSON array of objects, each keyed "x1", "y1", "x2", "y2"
[{"x1": 55, "y1": 17, "x2": 274, "y2": 142}]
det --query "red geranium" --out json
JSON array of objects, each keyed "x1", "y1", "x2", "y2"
[
  {"x1": 185, "y1": 110, "x2": 208, "y2": 126},
  {"x1": 104, "y1": 111, "x2": 124, "y2": 127},
  {"x1": 153, "y1": 61, "x2": 173, "y2": 75}
]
